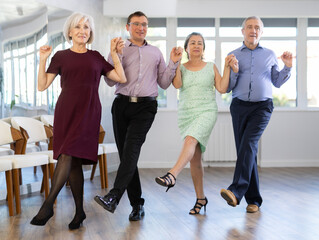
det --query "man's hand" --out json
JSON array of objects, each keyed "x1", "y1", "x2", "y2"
[
  {"x1": 226, "y1": 54, "x2": 239, "y2": 73},
  {"x1": 281, "y1": 51, "x2": 293, "y2": 68},
  {"x1": 111, "y1": 37, "x2": 125, "y2": 55},
  {"x1": 170, "y1": 47, "x2": 183, "y2": 63}
]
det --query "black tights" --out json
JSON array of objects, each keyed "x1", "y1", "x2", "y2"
[{"x1": 33, "y1": 154, "x2": 84, "y2": 222}]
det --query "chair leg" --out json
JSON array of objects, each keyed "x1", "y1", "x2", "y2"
[
  {"x1": 41, "y1": 164, "x2": 50, "y2": 198},
  {"x1": 34, "y1": 166, "x2": 37, "y2": 174},
  {"x1": 40, "y1": 179, "x2": 44, "y2": 193},
  {"x1": 49, "y1": 163, "x2": 57, "y2": 204},
  {"x1": 13, "y1": 169, "x2": 21, "y2": 214},
  {"x1": 103, "y1": 153, "x2": 108, "y2": 188},
  {"x1": 5, "y1": 170, "x2": 14, "y2": 216},
  {"x1": 49, "y1": 163, "x2": 55, "y2": 182},
  {"x1": 90, "y1": 163, "x2": 97, "y2": 181},
  {"x1": 98, "y1": 155, "x2": 105, "y2": 189},
  {"x1": 19, "y1": 169, "x2": 22, "y2": 185}
]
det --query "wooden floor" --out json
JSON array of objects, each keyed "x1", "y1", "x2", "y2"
[{"x1": 0, "y1": 167, "x2": 319, "y2": 240}]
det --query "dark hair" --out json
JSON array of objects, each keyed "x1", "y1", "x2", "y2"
[
  {"x1": 127, "y1": 11, "x2": 148, "y2": 25},
  {"x1": 184, "y1": 32, "x2": 205, "y2": 59}
]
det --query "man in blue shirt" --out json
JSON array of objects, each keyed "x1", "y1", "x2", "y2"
[{"x1": 220, "y1": 16, "x2": 293, "y2": 213}]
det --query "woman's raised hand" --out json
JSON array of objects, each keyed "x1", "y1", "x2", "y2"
[
  {"x1": 39, "y1": 45, "x2": 52, "y2": 60},
  {"x1": 111, "y1": 37, "x2": 125, "y2": 55},
  {"x1": 226, "y1": 54, "x2": 239, "y2": 73}
]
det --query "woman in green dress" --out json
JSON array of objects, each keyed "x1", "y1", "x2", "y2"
[{"x1": 155, "y1": 32, "x2": 238, "y2": 214}]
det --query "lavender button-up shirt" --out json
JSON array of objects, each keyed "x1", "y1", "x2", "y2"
[
  {"x1": 228, "y1": 43, "x2": 291, "y2": 102},
  {"x1": 105, "y1": 40, "x2": 179, "y2": 97}
]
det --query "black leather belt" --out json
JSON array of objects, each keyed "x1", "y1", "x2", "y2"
[{"x1": 116, "y1": 94, "x2": 157, "y2": 103}]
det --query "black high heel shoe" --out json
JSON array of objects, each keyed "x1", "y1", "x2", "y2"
[
  {"x1": 155, "y1": 172, "x2": 176, "y2": 192},
  {"x1": 30, "y1": 209, "x2": 54, "y2": 226},
  {"x1": 189, "y1": 197, "x2": 208, "y2": 215},
  {"x1": 68, "y1": 212, "x2": 86, "y2": 230}
]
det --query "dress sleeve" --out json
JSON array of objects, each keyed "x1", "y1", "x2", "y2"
[
  {"x1": 99, "y1": 53, "x2": 114, "y2": 76},
  {"x1": 46, "y1": 51, "x2": 61, "y2": 75}
]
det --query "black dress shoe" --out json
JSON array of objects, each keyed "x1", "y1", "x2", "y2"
[
  {"x1": 129, "y1": 204, "x2": 145, "y2": 221},
  {"x1": 94, "y1": 194, "x2": 118, "y2": 213}
]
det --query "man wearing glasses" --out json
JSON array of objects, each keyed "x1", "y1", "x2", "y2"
[{"x1": 95, "y1": 11, "x2": 182, "y2": 221}]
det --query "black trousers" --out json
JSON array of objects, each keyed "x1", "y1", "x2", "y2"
[
  {"x1": 109, "y1": 97, "x2": 157, "y2": 206},
  {"x1": 228, "y1": 98, "x2": 273, "y2": 207}
]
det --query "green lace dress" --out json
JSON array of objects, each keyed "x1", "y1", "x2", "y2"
[{"x1": 178, "y1": 62, "x2": 218, "y2": 152}]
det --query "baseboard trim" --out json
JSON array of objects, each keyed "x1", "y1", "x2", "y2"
[{"x1": 259, "y1": 159, "x2": 319, "y2": 167}]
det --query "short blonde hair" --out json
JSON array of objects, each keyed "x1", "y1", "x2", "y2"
[{"x1": 63, "y1": 12, "x2": 95, "y2": 44}]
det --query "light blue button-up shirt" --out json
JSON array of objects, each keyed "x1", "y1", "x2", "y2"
[{"x1": 227, "y1": 43, "x2": 292, "y2": 102}]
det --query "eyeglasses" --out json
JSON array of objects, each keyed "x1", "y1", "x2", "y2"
[{"x1": 129, "y1": 22, "x2": 148, "y2": 28}]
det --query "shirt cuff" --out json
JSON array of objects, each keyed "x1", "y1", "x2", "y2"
[
  {"x1": 283, "y1": 65, "x2": 292, "y2": 72},
  {"x1": 168, "y1": 59, "x2": 179, "y2": 70}
]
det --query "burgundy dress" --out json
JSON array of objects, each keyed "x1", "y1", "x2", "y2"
[{"x1": 47, "y1": 49, "x2": 114, "y2": 164}]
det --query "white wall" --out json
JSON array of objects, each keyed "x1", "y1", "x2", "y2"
[
  {"x1": 138, "y1": 110, "x2": 319, "y2": 168},
  {"x1": 103, "y1": 0, "x2": 319, "y2": 18},
  {"x1": 261, "y1": 111, "x2": 319, "y2": 167}
]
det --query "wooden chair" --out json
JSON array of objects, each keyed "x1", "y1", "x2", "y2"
[
  {"x1": 90, "y1": 125, "x2": 118, "y2": 188},
  {"x1": 0, "y1": 119, "x2": 50, "y2": 215},
  {"x1": 35, "y1": 115, "x2": 56, "y2": 183},
  {"x1": 0, "y1": 159, "x2": 14, "y2": 216},
  {"x1": 10, "y1": 117, "x2": 55, "y2": 190}
]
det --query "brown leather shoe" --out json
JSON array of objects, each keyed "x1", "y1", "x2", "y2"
[
  {"x1": 220, "y1": 189, "x2": 237, "y2": 207},
  {"x1": 246, "y1": 204, "x2": 259, "y2": 213}
]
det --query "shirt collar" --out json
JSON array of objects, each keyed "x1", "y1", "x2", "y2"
[
  {"x1": 240, "y1": 41, "x2": 264, "y2": 51},
  {"x1": 126, "y1": 39, "x2": 148, "y2": 47}
]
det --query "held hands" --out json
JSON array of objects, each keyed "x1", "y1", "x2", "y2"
[
  {"x1": 281, "y1": 51, "x2": 293, "y2": 68},
  {"x1": 111, "y1": 37, "x2": 125, "y2": 55},
  {"x1": 225, "y1": 54, "x2": 239, "y2": 73},
  {"x1": 39, "y1": 45, "x2": 52, "y2": 60},
  {"x1": 170, "y1": 47, "x2": 183, "y2": 63}
]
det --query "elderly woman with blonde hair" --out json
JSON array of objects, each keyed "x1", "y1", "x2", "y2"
[{"x1": 30, "y1": 12, "x2": 126, "y2": 230}]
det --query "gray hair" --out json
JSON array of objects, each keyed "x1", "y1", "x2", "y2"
[
  {"x1": 241, "y1": 16, "x2": 264, "y2": 30},
  {"x1": 63, "y1": 12, "x2": 95, "y2": 44}
]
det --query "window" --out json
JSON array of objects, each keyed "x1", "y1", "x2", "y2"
[
  {"x1": 177, "y1": 18, "x2": 215, "y2": 37},
  {"x1": 262, "y1": 18, "x2": 297, "y2": 37},
  {"x1": 147, "y1": 18, "x2": 167, "y2": 107},
  {"x1": 3, "y1": 26, "x2": 47, "y2": 109},
  {"x1": 220, "y1": 18, "x2": 244, "y2": 37},
  {"x1": 262, "y1": 40, "x2": 297, "y2": 107},
  {"x1": 307, "y1": 19, "x2": 319, "y2": 107}
]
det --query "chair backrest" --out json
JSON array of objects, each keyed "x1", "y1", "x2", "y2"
[
  {"x1": 0, "y1": 119, "x2": 25, "y2": 154},
  {"x1": 40, "y1": 115, "x2": 54, "y2": 127},
  {"x1": 0, "y1": 120, "x2": 14, "y2": 145},
  {"x1": 11, "y1": 117, "x2": 48, "y2": 144}
]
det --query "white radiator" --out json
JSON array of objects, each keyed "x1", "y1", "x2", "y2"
[{"x1": 203, "y1": 120, "x2": 237, "y2": 162}]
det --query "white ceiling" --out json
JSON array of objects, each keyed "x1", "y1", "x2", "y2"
[
  {"x1": 2, "y1": 0, "x2": 319, "y2": 29},
  {"x1": 0, "y1": 0, "x2": 64, "y2": 29}
]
